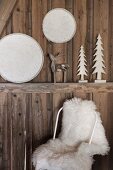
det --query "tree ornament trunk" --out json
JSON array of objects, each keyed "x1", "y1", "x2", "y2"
[
  {"x1": 97, "y1": 72, "x2": 101, "y2": 80},
  {"x1": 81, "y1": 74, "x2": 84, "y2": 81}
]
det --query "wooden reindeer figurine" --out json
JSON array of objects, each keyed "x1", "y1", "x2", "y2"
[
  {"x1": 48, "y1": 53, "x2": 69, "y2": 83},
  {"x1": 49, "y1": 53, "x2": 57, "y2": 83},
  {"x1": 56, "y1": 64, "x2": 70, "y2": 82}
]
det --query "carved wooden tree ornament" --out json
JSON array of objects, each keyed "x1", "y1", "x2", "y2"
[
  {"x1": 92, "y1": 34, "x2": 106, "y2": 83},
  {"x1": 77, "y1": 45, "x2": 88, "y2": 83}
]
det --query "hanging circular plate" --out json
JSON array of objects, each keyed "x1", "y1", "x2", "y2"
[
  {"x1": 42, "y1": 8, "x2": 76, "y2": 43},
  {"x1": 0, "y1": 33, "x2": 44, "y2": 83}
]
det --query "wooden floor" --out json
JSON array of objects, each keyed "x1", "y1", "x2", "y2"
[{"x1": 0, "y1": 83, "x2": 113, "y2": 170}]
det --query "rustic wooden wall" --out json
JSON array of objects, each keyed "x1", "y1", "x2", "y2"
[
  {"x1": 0, "y1": 0, "x2": 113, "y2": 170},
  {"x1": 0, "y1": 0, "x2": 112, "y2": 83},
  {"x1": 0, "y1": 88, "x2": 113, "y2": 170}
]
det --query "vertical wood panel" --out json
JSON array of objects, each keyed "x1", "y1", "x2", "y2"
[
  {"x1": 86, "y1": 0, "x2": 94, "y2": 81},
  {"x1": 0, "y1": 0, "x2": 17, "y2": 36},
  {"x1": 32, "y1": 0, "x2": 48, "y2": 82},
  {"x1": 11, "y1": 93, "x2": 26, "y2": 170},
  {"x1": 46, "y1": 93, "x2": 53, "y2": 136},
  {"x1": 92, "y1": 93, "x2": 110, "y2": 170},
  {"x1": 32, "y1": 93, "x2": 53, "y2": 150},
  {"x1": 12, "y1": 0, "x2": 29, "y2": 33},
  {"x1": 74, "y1": 90, "x2": 93, "y2": 100},
  {"x1": 93, "y1": 0, "x2": 109, "y2": 81},
  {"x1": 46, "y1": 0, "x2": 53, "y2": 82},
  {"x1": 109, "y1": 0, "x2": 113, "y2": 81},
  {"x1": 52, "y1": 92, "x2": 74, "y2": 137},
  {"x1": 26, "y1": 94, "x2": 32, "y2": 170},
  {"x1": 51, "y1": 0, "x2": 66, "y2": 83},
  {"x1": 0, "y1": 28, "x2": 7, "y2": 82},
  {"x1": 73, "y1": 0, "x2": 87, "y2": 82},
  {"x1": 65, "y1": 0, "x2": 73, "y2": 82},
  {"x1": 7, "y1": 93, "x2": 12, "y2": 170},
  {"x1": 107, "y1": 93, "x2": 113, "y2": 169},
  {"x1": 0, "y1": 93, "x2": 8, "y2": 170}
]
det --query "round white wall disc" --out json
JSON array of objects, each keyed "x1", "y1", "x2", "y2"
[
  {"x1": 0, "y1": 33, "x2": 44, "y2": 83},
  {"x1": 43, "y1": 8, "x2": 76, "y2": 43}
]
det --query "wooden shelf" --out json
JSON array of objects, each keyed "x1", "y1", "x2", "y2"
[{"x1": 0, "y1": 82, "x2": 113, "y2": 93}]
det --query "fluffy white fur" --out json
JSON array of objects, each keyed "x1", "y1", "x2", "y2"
[{"x1": 32, "y1": 97, "x2": 110, "y2": 170}]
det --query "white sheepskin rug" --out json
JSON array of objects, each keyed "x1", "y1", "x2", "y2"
[{"x1": 32, "y1": 97, "x2": 110, "y2": 170}]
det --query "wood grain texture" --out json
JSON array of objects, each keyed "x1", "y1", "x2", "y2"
[
  {"x1": 109, "y1": 0, "x2": 113, "y2": 81},
  {"x1": 0, "y1": 0, "x2": 17, "y2": 36},
  {"x1": 73, "y1": 0, "x2": 87, "y2": 82},
  {"x1": 51, "y1": 0, "x2": 66, "y2": 83},
  {"x1": 32, "y1": 93, "x2": 53, "y2": 159},
  {"x1": 11, "y1": 93, "x2": 26, "y2": 170},
  {"x1": 0, "y1": 0, "x2": 112, "y2": 83},
  {"x1": 0, "y1": 1, "x2": 112, "y2": 170},
  {"x1": 12, "y1": 0, "x2": 30, "y2": 33},
  {"x1": 107, "y1": 93, "x2": 113, "y2": 169},
  {"x1": 0, "y1": 93, "x2": 8, "y2": 170},
  {"x1": 25, "y1": 94, "x2": 32, "y2": 170},
  {"x1": 32, "y1": 0, "x2": 48, "y2": 82},
  {"x1": 0, "y1": 83, "x2": 112, "y2": 93},
  {"x1": 0, "y1": 90, "x2": 112, "y2": 170},
  {"x1": 65, "y1": 0, "x2": 73, "y2": 82},
  {"x1": 92, "y1": 93, "x2": 111, "y2": 170},
  {"x1": 93, "y1": 0, "x2": 109, "y2": 81},
  {"x1": 86, "y1": 0, "x2": 94, "y2": 81}
]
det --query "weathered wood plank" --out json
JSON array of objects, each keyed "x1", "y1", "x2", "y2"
[
  {"x1": 32, "y1": 0, "x2": 48, "y2": 82},
  {"x1": 46, "y1": 93, "x2": 53, "y2": 137},
  {"x1": 0, "y1": 83, "x2": 112, "y2": 93},
  {"x1": 92, "y1": 93, "x2": 110, "y2": 170},
  {"x1": 93, "y1": 0, "x2": 109, "y2": 81},
  {"x1": 11, "y1": 93, "x2": 26, "y2": 170},
  {"x1": 109, "y1": 0, "x2": 113, "y2": 81},
  {"x1": 52, "y1": 93, "x2": 66, "y2": 136},
  {"x1": 51, "y1": 0, "x2": 66, "y2": 83},
  {"x1": 86, "y1": 0, "x2": 94, "y2": 81},
  {"x1": 46, "y1": 0, "x2": 53, "y2": 83},
  {"x1": 7, "y1": 93, "x2": 12, "y2": 170},
  {"x1": 0, "y1": 93, "x2": 8, "y2": 170},
  {"x1": 0, "y1": 27, "x2": 7, "y2": 82},
  {"x1": 107, "y1": 93, "x2": 113, "y2": 169},
  {"x1": 65, "y1": 0, "x2": 73, "y2": 82},
  {"x1": 0, "y1": 0, "x2": 17, "y2": 36},
  {"x1": 26, "y1": 94, "x2": 32, "y2": 170},
  {"x1": 32, "y1": 93, "x2": 53, "y2": 151},
  {"x1": 12, "y1": 0, "x2": 29, "y2": 33},
  {"x1": 73, "y1": 0, "x2": 87, "y2": 82},
  {"x1": 74, "y1": 90, "x2": 93, "y2": 100}
]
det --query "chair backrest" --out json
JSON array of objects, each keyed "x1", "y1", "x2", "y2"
[
  {"x1": 53, "y1": 106, "x2": 97, "y2": 145},
  {"x1": 54, "y1": 98, "x2": 108, "y2": 148}
]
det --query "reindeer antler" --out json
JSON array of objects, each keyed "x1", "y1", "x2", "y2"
[
  {"x1": 48, "y1": 53, "x2": 57, "y2": 83},
  {"x1": 49, "y1": 53, "x2": 56, "y2": 62}
]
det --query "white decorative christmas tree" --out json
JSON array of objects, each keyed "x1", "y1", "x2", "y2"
[
  {"x1": 92, "y1": 34, "x2": 106, "y2": 83},
  {"x1": 77, "y1": 45, "x2": 88, "y2": 83}
]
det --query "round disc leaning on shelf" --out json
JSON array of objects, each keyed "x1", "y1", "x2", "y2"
[
  {"x1": 43, "y1": 8, "x2": 76, "y2": 43},
  {"x1": 0, "y1": 33, "x2": 44, "y2": 83}
]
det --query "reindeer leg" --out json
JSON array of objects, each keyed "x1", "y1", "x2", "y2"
[
  {"x1": 63, "y1": 71, "x2": 66, "y2": 83},
  {"x1": 53, "y1": 71, "x2": 56, "y2": 83}
]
